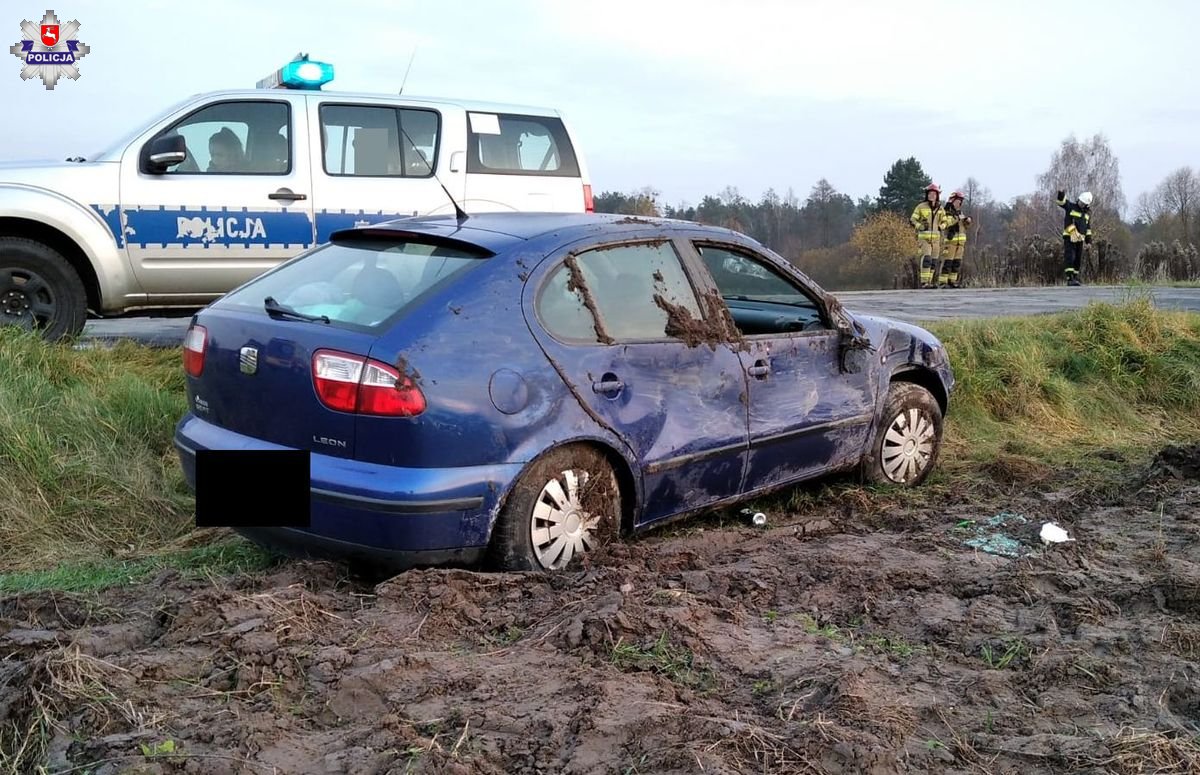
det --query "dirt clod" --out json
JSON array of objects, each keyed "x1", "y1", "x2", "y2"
[
  {"x1": 653, "y1": 288, "x2": 747, "y2": 351},
  {"x1": 1146, "y1": 443, "x2": 1200, "y2": 481},
  {"x1": 394, "y1": 355, "x2": 422, "y2": 385},
  {"x1": 563, "y1": 254, "x2": 615, "y2": 345}
]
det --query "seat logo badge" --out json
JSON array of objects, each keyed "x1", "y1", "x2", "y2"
[{"x1": 239, "y1": 346, "x2": 258, "y2": 375}]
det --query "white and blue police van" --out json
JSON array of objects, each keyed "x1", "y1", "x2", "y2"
[{"x1": 0, "y1": 55, "x2": 595, "y2": 339}]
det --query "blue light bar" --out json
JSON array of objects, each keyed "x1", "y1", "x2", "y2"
[{"x1": 256, "y1": 53, "x2": 334, "y2": 90}]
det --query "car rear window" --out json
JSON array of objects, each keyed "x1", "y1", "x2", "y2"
[
  {"x1": 216, "y1": 240, "x2": 485, "y2": 329},
  {"x1": 466, "y1": 112, "x2": 580, "y2": 177}
]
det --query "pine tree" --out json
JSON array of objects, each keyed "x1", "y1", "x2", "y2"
[{"x1": 877, "y1": 158, "x2": 933, "y2": 215}]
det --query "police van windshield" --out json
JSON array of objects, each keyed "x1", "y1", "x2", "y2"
[
  {"x1": 215, "y1": 240, "x2": 487, "y2": 330},
  {"x1": 88, "y1": 97, "x2": 198, "y2": 161}
]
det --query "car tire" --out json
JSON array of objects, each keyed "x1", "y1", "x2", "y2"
[
  {"x1": 490, "y1": 445, "x2": 622, "y2": 571},
  {"x1": 862, "y1": 381, "x2": 943, "y2": 487},
  {"x1": 0, "y1": 238, "x2": 88, "y2": 341}
]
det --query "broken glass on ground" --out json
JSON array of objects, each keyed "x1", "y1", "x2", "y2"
[{"x1": 959, "y1": 511, "x2": 1037, "y2": 558}]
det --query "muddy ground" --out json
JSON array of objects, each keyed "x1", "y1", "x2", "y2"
[{"x1": 2, "y1": 451, "x2": 1199, "y2": 775}]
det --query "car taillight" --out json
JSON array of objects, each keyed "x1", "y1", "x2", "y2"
[
  {"x1": 312, "y1": 350, "x2": 426, "y2": 417},
  {"x1": 583, "y1": 183, "x2": 594, "y2": 213},
  {"x1": 183, "y1": 324, "x2": 207, "y2": 377}
]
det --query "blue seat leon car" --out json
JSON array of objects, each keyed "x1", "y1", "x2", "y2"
[{"x1": 174, "y1": 213, "x2": 954, "y2": 572}]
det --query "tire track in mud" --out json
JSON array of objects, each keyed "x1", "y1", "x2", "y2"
[{"x1": 2, "y1": 463, "x2": 1199, "y2": 774}]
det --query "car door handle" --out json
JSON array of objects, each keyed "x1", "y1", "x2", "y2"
[
  {"x1": 592, "y1": 379, "x2": 624, "y2": 395},
  {"x1": 747, "y1": 360, "x2": 770, "y2": 379},
  {"x1": 268, "y1": 188, "x2": 307, "y2": 202}
]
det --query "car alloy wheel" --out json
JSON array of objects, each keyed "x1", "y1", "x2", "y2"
[
  {"x1": 491, "y1": 445, "x2": 622, "y2": 572},
  {"x1": 880, "y1": 406, "x2": 936, "y2": 484},
  {"x1": 530, "y1": 468, "x2": 605, "y2": 570}
]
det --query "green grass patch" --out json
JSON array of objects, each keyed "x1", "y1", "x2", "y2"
[
  {"x1": 794, "y1": 612, "x2": 850, "y2": 641},
  {"x1": 929, "y1": 295, "x2": 1200, "y2": 476},
  {"x1": 611, "y1": 632, "x2": 714, "y2": 690},
  {"x1": 0, "y1": 539, "x2": 280, "y2": 593},
  {"x1": 0, "y1": 328, "x2": 192, "y2": 573},
  {"x1": 788, "y1": 613, "x2": 926, "y2": 659},
  {"x1": 980, "y1": 639, "x2": 1031, "y2": 670}
]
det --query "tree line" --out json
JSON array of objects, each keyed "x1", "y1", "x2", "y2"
[{"x1": 594, "y1": 135, "x2": 1200, "y2": 290}]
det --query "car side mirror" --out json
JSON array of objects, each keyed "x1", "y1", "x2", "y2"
[
  {"x1": 829, "y1": 304, "x2": 872, "y2": 373},
  {"x1": 145, "y1": 134, "x2": 187, "y2": 173}
]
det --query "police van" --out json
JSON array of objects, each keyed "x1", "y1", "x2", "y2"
[{"x1": 0, "y1": 56, "x2": 594, "y2": 339}]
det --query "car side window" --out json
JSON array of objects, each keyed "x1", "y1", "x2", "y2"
[
  {"x1": 320, "y1": 105, "x2": 439, "y2": 177},
  {"x1": 538, "y1": 242, "x2": 703, "y2": 343},
  {"x1": 154, "y1": 101, "x2": 290, "y2": 175},
  {"x1": 696, "y1": 244, "x2": 828, "y2": 335}
]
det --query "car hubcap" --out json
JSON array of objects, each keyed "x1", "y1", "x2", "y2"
[
  {"x1": 881, "y1": 407, "x2": 936, "y2": 483},
  {"x1": 0, "y1": 269, "x2": 56, "y2": 331},
  {"x1": 530, "y1": 469, "x2": 604, "y2": 570}
]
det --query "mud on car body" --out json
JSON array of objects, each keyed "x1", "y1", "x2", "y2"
[{"x1": 173, "y1": 213, "x2": 954, "y2": 572}]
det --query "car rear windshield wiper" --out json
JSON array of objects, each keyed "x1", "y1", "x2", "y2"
[{"x1": 264, "y1": 296, "x2": 330, "y2": 324}]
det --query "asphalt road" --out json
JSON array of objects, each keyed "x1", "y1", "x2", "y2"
[{"x1": 79, "y1": 285, "x2": 1200, "y2": 347}]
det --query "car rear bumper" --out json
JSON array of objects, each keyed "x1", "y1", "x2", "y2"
[
  {"x1": 234, "y1": 526, "x2": 487, "y2": 571},
  {"x1": 174, "y1": 414, "x2": 523, "y2": 561}
]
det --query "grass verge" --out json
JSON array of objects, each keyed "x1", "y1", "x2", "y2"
[
  {"x1": 2, "y1": 297, "x2": 1198, "y2": 585},
  {"x1": 930, "y1": 294, "x2": 1200, "y2": 479},
  {"x1": 0, "y1": 538, "x2": 280, "y2": 594},
  {"x1": 0, "y1": 328, "x2": 191, "y2": 573}
]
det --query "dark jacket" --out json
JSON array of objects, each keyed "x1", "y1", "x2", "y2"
[{"x1": 1056, "y1": 190, "x2": 1093, "y2": 243}]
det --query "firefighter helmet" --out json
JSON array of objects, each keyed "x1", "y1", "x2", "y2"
[
  {"x1": 924, "y1": 183, "x2": 941, "y2": 194},
  {"x1": 1078, "y1": 191, "x2": 1093, "y2": 206},
  {"x1": 949, "y1": 190, "x2": 965, "y2": 201}
]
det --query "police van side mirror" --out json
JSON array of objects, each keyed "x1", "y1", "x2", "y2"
[{"x1": 144, "y1": 135, "x2": 188, "y2": 173}]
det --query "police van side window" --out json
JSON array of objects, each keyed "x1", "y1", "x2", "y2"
[
  {"x1": 319, "y1": 105, "x2": 440, "y2": 178},
  {"x1": 153, "y1": 101, "x2": 290, "y2": 175},
  {"x1": 466, "y1": 113, "x2": 580, "y2": 177}
]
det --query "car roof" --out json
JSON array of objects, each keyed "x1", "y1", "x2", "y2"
[
  {"x1": 198, "y1": 89, "x2": 565, "y2": 117},
  {"x1": 329, "y1": 213, "x2": 747, "y2": 254}
]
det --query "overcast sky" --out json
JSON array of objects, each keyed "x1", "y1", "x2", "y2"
[{"x1": 3, "y1": 0, "x2": 1197, "y2": 211}]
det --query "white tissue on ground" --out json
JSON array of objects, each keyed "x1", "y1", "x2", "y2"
[{"x1": 1040, "y1": 522, "x2": 1073, "y2": 544}]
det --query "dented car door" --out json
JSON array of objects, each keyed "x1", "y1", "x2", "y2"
[
  {"x1": 525, "y1": 237, "x2": 749, "y2": 526},
  {"x1": 688, "y1": 242, "x2": 876, "y2": 492}
]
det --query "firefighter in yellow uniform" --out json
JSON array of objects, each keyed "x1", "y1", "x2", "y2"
[
  {"x1": 910, "y1": 183, "x2": 944, "y2": 288},
  {"x1": 939, "y1": 191, "x2": 972, "y2": 288}
]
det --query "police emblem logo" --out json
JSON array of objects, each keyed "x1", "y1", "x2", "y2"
[{"x1": 9, "y1": 10, "x2": 90, "y2": 90}]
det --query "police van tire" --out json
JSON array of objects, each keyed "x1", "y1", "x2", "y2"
[
  {"x1": 862, "y1": 381, "x2": 943, "y2": 487},
  {"x1": 489, "y1": 445, "x2": 621, "y2": 572},
  {"x1": 0, "y1": 237, "x2": 88, "y2": 341}
]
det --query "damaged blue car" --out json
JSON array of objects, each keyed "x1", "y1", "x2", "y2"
[{"x1": 174, "y1": 213, "x2": 954, "y2": 571}]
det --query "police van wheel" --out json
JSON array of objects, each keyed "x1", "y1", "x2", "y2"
[{"x1": 0, "y1": 238, "x2": 88, "y2": 341}]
